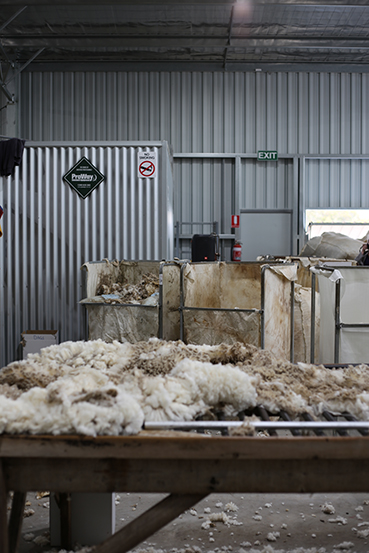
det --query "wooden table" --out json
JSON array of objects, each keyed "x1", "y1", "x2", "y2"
[{"x1": 2, "y1": 432, "x2": 369, "y2": 553}]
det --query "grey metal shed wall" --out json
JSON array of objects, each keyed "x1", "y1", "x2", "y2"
[
  {"x1": 19, "y1": 70, "x2": 369, "y2": 218},
  {"x1": 173, "y1": 158, "x2": 234, "y2": 236},
  {"x1": 305, "y1": 158, "x2": 369, "y2": 209},
  {"x1": 240, "y1": 158, "x2": 294, "y2": 210},
  {"x1": 173, "y1": 156, "x2": 292, "y2": 229},
  {"x1": 20, "y1": 71, "x2": 369, "y2": 155},
  {"x1": 0, "y1": 142, "x2": 173, "y2": 367}
]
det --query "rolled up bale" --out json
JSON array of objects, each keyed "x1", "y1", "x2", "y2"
[{"x1": 299, "y1": 231, "x2": 363, "y2": 260}]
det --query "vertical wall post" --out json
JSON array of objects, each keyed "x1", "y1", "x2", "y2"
[
  {"x1": 179, "y1": 263, "x2": 187, "y2": 341},
  {"x1": 158, "y1": 263, "x2": 164, "y2": 339},
  {"x1": 290, "y1": 280, "x2": 295, "y2": 363},
  {"x1": 175, "y1": 222, "x2": 180, "y2": 259},
  {"x1": 293, "y1": 155, "x2": 299, "y2": 255},
  {"x1": 260, "y1": 265, "x2": 267, "y2": 350},
  {"x1": 235, "y1": 155, "x2": 241, "y2": 243},
  {"x1": 310, "y1": 271, "x2": 316, "y2": 364},
  {"x1": 334, "y1": 279, "x2": 341, "y2": 364}
]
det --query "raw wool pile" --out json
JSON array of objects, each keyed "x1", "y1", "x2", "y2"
[
  {"x1": 0, "y1": 340, "x2": 257, "y2": 436},
  {"x1": 1, "y1": 339, "x2": 369, "y2": 436},
  {"x1": 96, "y1": 272, "x2": 159, "y2": 304},
  {"x1": 0, "y1": 383, "x2": 22, "y2": 399}
]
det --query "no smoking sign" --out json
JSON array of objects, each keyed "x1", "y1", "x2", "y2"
[
  {"x1": 139, "y1": 160, "x2": 155, "y2": 177},
  {"x1": 138, "y1": 151, "x2": 157, "y2": 179}
]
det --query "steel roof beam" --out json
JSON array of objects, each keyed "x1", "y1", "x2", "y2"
[
  {"x1": 19, "y1": 60, "x2": 369, "y2": 72},
  {"x1": 0, "y1": 0, "x2": 236, "y2": 4},
  {"x1": 0, "y1": 79, "x2": 14, "y2": 102},
  {"x1": 1, "y1": 0, "x2": 369, "y2": 5},
  {"x1": 223, "y1": 4, "x2": 235, "y2": 68},
  {"x1": 231, "y1": 37, "x2": 369, "y2": 49},
  {"x1": 2, "y1": 36, "x2": 228, "y2": 48},
  {"x1": 0, "y1": 43, "x2": 15, "y2": 67},
  {"x1": 2, "y1": 35, "x2": 369, "y2": 50},
  {"x1": 0, "y1": 6, "x2": 27, "y2": 33},
  {"x1": 5, "y1": 48, "x2": 45, "y2": 84},
  {"x1": 0, "y1": 7, "x2": 28, "y2": 74}
]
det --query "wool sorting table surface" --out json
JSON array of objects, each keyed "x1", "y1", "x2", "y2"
[{"x1": 2, "y1": 432, "x2": 369, "y2": 553}]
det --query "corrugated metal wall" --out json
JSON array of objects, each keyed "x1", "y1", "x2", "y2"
[
  {"x1": 305, "y1": 158, "x2": 369, "y2": 209},
  {"x1": 0, "y1": 142, "x2": 173, "y2": 367},
  {"x1": 20, "y1": 71, "x2": 369, "y2": 154},
  {"x1": 240, "y1": 158, "x2": 294, "y2": 210},
  {"x1": 173, "y1": 158, "x2": 234, "y2": 235},
  {"x1": 20, "y1": 71, "x2": 369, "y2": 216}
]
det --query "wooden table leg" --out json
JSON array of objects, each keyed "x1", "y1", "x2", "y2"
[
  {"x1": 55, "y1": 493, "x2": 72, "y2": 550},
  {"x1": 94, "y1": 493, "x2": 207, "y2": 553},
  {"x1": 8, "y1": 492, "x2": 27, "y2": 553},
  {"x1": 0, "y1": 460, "x2": 9, "y2": 553}
]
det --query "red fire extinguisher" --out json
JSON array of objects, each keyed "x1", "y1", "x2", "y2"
[{"x1": 232, "y1": 241, "x2": 242, "y2": 262}]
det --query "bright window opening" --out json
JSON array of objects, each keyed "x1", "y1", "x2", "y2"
[{"x1": 305, "y1": 209, "x2": 369, "y2": 241}]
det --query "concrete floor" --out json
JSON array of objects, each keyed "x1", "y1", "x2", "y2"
[{"x1": 14, "y1": 491, "x2": 369, "y2": 553}]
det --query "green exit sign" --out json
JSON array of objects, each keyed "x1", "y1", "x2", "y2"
[{"x1": 257, "y1": 150, "x2": 278, "y2": 161}]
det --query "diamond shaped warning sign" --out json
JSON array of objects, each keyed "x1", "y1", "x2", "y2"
[{"x1": 63, "y1": 157, "x2": 105, "y2": 199}]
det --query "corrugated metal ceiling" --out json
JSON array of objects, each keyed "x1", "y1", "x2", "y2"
[{"x1": 1, "y1": 1, "x2": 369, "y2": 71}]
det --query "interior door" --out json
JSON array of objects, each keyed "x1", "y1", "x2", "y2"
[{"x1": 240, "y1": 209, "x2": 293, "y2": 261}]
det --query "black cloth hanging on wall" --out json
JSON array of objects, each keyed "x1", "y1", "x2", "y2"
[{"x1": 0, "y1": 138, "x2": 26, "y2": 177}]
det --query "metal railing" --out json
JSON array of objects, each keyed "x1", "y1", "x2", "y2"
[
  {"x1": 144, "y1": 404, "x2": 369, "y2": 437},
  {"x1": 174, "y1": 221, "x2": 236, "y2": 261}
]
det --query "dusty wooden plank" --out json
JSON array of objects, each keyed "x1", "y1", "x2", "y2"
[
  {"x1": 8, "y1": 492, "x2": 26, "y2": 553},
  {"x1": 4, "y1": 457, "x2": 369, "y2": 494},
  {"x1": 0, "y1": 461, "x2": 9, "y2": 553},
  {"x1": 2, "y1": 434, "x2": 369, "y2": 460},
  {"x1": 94, "y1": 493, "x2": 207, "y2": 553}
]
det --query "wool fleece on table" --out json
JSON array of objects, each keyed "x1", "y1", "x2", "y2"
[{"x1": 0, "y1": 339, "x2": 368, "y2": 436}]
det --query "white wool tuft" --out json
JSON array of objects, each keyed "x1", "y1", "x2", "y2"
[
  {"x1": 328, "y1": 516, "x2": 347, "y2": 525},
  {"x1": 0, "y1": 373, "x2": 144, "y2": 436},
  {"x1": 170, "y1": 359, "x2": 257, "y2": 413},
  {"x1": 321, "y1": 502, "x2": 335, "y2": 515},
  {"x1": 354, "y1": 526, "x2": 369, "y2": 538},
  {"x1": 266, "y1": 532, "x2": 280, "y2": 542},
  {"x1": 202, "y1": 511, "x2": 243, "y2": 529},
  {"x1": 33, "y1": 535, "x2": 49, "y2": 546},
  {"x1": 225, "y1": 502, "x2": 238, "y2": 512}
]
